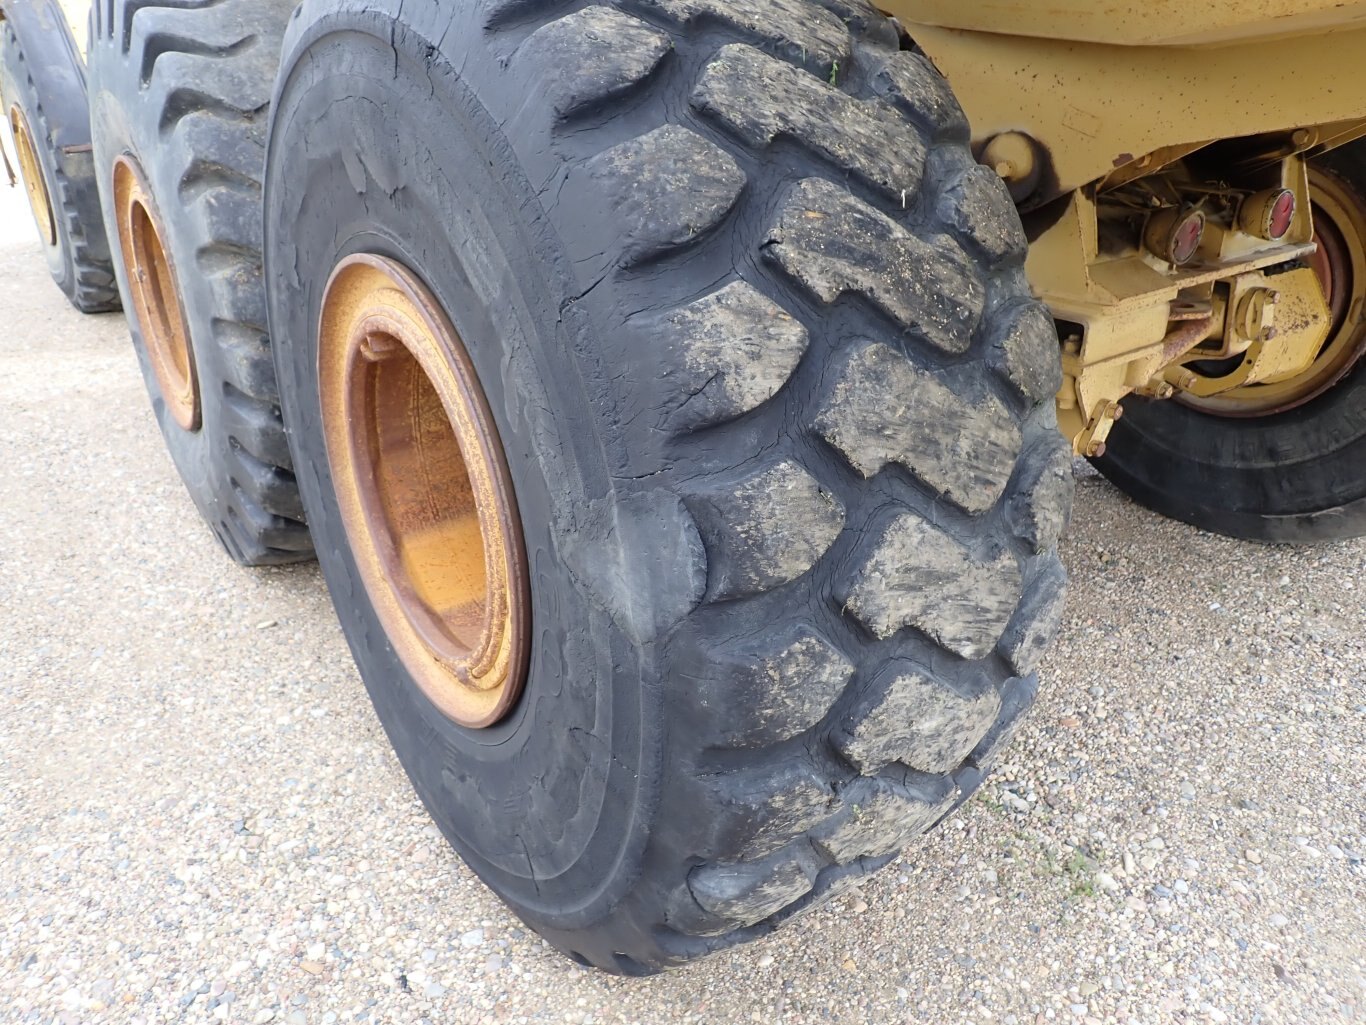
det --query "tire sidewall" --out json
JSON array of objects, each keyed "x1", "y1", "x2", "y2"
[
  {"x1": 265, "y1": 18, "x2": 669, "y2": 931},
  {"x1": 87, "y1": 72, "x2": 225, "y2": 537}
]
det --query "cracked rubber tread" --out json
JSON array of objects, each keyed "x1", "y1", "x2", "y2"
[
  {"x1": 546, "y1": 6, "x2": 1072, "y2": 961},
  {"x1": 266, "y1": 0, "x2": 1070, "y2": 973},
  {"x1": 88, "y1": 0, "x2": 310, "y2": 564}
]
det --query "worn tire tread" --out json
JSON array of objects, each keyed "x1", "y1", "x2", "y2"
[{"x1": 478, "y1": 0, "x2": 1071, "y2": 967}]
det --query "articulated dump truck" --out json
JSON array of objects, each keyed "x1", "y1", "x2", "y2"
[{"x1": 4, "y1": 0, "x2": 1364, "y2": 972}]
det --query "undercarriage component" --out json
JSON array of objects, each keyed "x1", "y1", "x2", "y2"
[
  {"x1": 1174, "y1": 266, "x2": 1330, "y2": 400},
  {"x1": 1095, "y1": 143, "x2": 1366, "y2": 541},
  {"x1": 1045, "y1": 153, "x2": 1337, "y2": 454},
  {"x1": 1178, "y1": 166, "x2": 1366, "y2": 416},
  {"x1": 885, "y1": 1, "x2": 1366, "y2": 469}
]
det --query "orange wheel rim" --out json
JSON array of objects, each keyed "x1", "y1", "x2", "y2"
[
  {"x1": 112, "y1": 155, "x2": 200, "y2": 431},
  {"x1": 9, "y1": 104, "x2": 55, "y2": 247},
  {"x1": 318, "y1": 254, "x2": 531, "y2": 728}
]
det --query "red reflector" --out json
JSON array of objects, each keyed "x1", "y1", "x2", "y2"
[
  {"x1": 1240, "y1": 187, "x2": 1298, "y2": 241},
  {"x1": 1170, "y1": 210, "x2": 1205, "y2": 265},
  {"x1": 1268, "y1": 190, "x2": 1295, "y2": 240},
  {"x1": 1144, "y1": 206, "x2": 1207, "y2": 266}
]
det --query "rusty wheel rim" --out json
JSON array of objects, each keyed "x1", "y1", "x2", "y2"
[
  {"x1": 9, "y1": 104, "x2": 56, "y2": 247},
  {"x1": 318, "y1": 254, "x2": 531, "y2": 729},
  {"x1": 112, "y1": 155, "x2": 200, "y2": 431},
  {"x1": 1179, "y1": 167, "x2": 1366, "y2": 417}
]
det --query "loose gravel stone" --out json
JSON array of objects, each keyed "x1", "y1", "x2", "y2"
[{"x1": 0, "y1": 165, "x2": 1362, "y2": 1025}]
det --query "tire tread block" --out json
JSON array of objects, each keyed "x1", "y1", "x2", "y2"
[
  {"x1": 834, "y1": 668, "x2": 1002, "y2": 774},
  {"x1": 646, "y1": 280, "x2": 808, "y2": 431},
  {"x1": 692, "y1": 43, "x2": 925, "y2": 202},
  {"x1": 811, "y1": 776, "x2": 956, "y2": 862},
  {"x1": 816, "y1": 339, "x2": 1021, "y2": 513},
  {"x1": 991, "y1": 298, "x2": 1064, "y2": 404},
  {"x1": 869, "y1": 50, "x2": 970, "y2": 141},
  {"x1": 634, "y1": 0, "x2": 850, "y2": 72},
  {"x1": 581, "y1": 124, "x2": 746, "y2": 267},
  {"x1": 519, "y1": 7, "x2": 672, "y2": 120},
  {"x1": 696, "y1": 626, "x2": 853, "y2": 748},
  {"x1": 997, "y1": 556, "x2": 1067, "y2": 676},
  {"x1": 686, "y1": 847, "x2": 819, "y2": 935},
  {"x1": 838, "y1": 512, "x2": 1022, "y2": 657},
  {"x1": 764, "y1": 177, "x2": 983, "y2": 354},
  {"x1": 688, "y1": 459, "x2": 844, "y2": 601},
  {"x1": 935, "y1": 163, "x2": 1028, "y2": 266},
  {"x1": 1007, "y1": 435, "x2": 1074, "y2": 553}
]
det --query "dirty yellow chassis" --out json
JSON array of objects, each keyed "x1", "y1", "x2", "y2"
[{"x1": 887, "y1": 1, "x2": 1366, "y2": 453}]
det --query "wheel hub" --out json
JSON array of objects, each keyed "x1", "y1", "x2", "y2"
[
  {"x1": 112, "y1": 155, "x2": 199, "y2": 431},
  {"x1": 1177, "y1": 166, "x2": 1366, "y2": 416},
  {"x1": 9, "y1": 104, "x2": 55, "y2": 248},
  {"x1": 318, "y1": 254, "x2": 530, "y2": 729}
]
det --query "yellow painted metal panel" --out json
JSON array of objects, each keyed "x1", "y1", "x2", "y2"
[
  {"x1": 881, "y1": 0, "x2": 1366, "y2": 46},
  {"x1": 908, "y1": 24, "x2": 1366, "y2": 199}
]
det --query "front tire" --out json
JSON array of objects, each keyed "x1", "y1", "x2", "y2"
[{"x1": 265, "y1": 0, "x2": 1070, "y2": 971}]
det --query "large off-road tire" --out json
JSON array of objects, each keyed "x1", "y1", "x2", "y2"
[
  {"x1": 87, "y1": 0, "x2": 311, "y2": 565},
  {"x1": 1, "y1": 0, "x2": 119, "y2": 311},
  {"x1": 1096, "y1": 147, "x2": 1366, "y2": 543},
  {"x1": 265, "y1": 0, "x2": 1072, "y2": 971}
]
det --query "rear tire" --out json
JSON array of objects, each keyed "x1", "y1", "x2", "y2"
[
  {"x1": 1096, "y1": 145, "x2": 1366, "y2": 543},
  {"x1": 266, "y1": 0, "x2": 1070, "y2": 971},
  {"x1": 1, "y1": 0, "x2": 119, "y2": 312},
  {"x1": 88, "y1": 0, "x2": 311, "y2": 565}
]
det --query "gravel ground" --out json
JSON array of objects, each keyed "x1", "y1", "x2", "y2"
[{"x1": 0, "y1": 181, "x2": 1363, "y2": 1025}]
